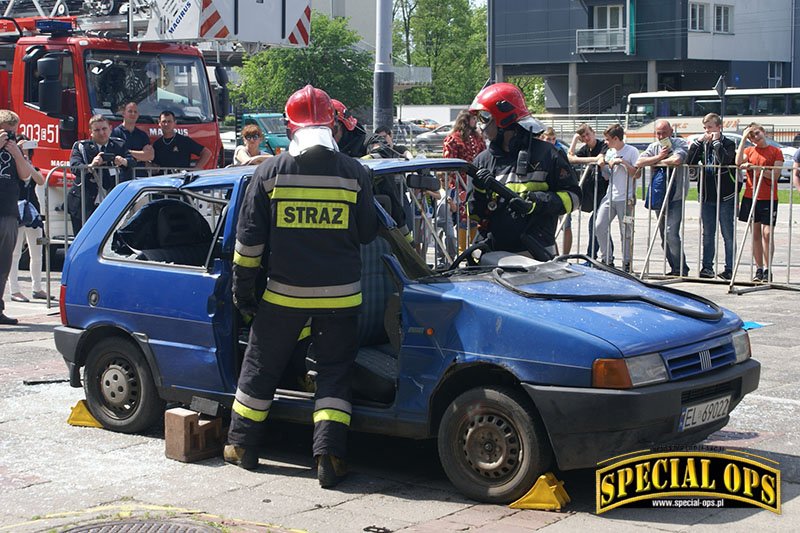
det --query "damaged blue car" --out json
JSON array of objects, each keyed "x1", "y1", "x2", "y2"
[{"x1": 54, "y1": 158, "x2": 760, "y2": 503}]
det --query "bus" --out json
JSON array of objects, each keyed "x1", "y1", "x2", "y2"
[{"x1": 625, "y1": 87, "x2": 800, "y2": 148}]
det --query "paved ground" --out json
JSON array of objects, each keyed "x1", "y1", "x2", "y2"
[{"x1": 1, "y1": 214, "x2": 799, "y2": 531}]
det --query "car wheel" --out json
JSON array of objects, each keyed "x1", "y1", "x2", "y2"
[
  {"x1": 437, "y1": 386, "x2": 553, "y2": 503},
  {"x1": 83, "y1": 338, "x2": 164, "y2": 433}
]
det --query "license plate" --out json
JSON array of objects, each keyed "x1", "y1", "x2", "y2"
[{"x1": 679, "y1": 395, "x2": 731, "y2": 432}]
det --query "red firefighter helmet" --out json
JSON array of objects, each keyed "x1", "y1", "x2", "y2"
[
  {"x1": 331, "y1": 99, "x2": 358, "y2": 131},
  {"x1": 285, "y1": 85, "x2": 335, "y2": 133},
  {"x1": 469, "y1": 82, "x2": 544, "y2": 134}
]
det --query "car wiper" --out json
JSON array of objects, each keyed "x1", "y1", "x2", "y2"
[{"x1": 490, "y1": 256, "x2": 723, "y2": 321}]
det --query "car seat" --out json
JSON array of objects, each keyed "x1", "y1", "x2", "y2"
[{"x1": 121, "y1": 199, "x2": 213, "y2": 266}]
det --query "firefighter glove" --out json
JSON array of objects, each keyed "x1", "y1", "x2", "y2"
[
  {"x1": 471, "y1": 167, "x2": 494, "y2": 189},
  {"x1": 509, "y1": 196, "x2": 536, "y2": 218}
]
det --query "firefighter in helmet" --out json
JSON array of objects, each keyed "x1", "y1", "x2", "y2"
[
  {"x1": 224, "y1": 85, "x2": 378, "y2": 488},
  {"x1": 468, "y1": 82, "x2": 580, "y2": 257},
  {"x1": 331, "y1": 98, "x2": 367, "y2": 157}
]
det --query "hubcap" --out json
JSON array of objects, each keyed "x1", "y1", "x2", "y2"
[
  {"x1": 99, "y1": 359, "x2": 139, "y2": 412},
  {"x1": 461, "y1": 413, "x2": 521, "y2": 481}
]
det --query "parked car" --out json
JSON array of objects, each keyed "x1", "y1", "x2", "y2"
[
  {"x1": 414, "y1": 122, "x2": 454, "y2": 154},
  {"x1": 242, "y1": 112, "x2": 290, "y2": 154},
  {"x1": 410, "y1": 118, "x2": 440, "y2": 130},
  {"x1": 686, "y1": 132, "x2": 795, "y2": 182},
  {"x1": 391, "y1": 121, "x2": 428, "y2": 147},
  {"x1": 220, "y1": 130, "x2": 237, "y2": 166},
  {"x1": 54, "y1": 158, "x2": 759, "y2": 504}
]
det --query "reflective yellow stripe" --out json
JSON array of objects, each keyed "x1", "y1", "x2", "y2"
[
  {"x1": 270, "y1": 187, "x2": 357, "y2": 203},
  {"x1": 263, "y1": 291, "x2": 362, "y2": 309},
  {"x1": 313, "y1": 408, "x2": 351, "y2": 426},
  {"x1": 232, "y1": 399, "x2": 269, "y2": 422},
  {"x1": 557, "y1": 191, "x2": 573, "y2": 213},
  {"x1": 507, "y1": 182, "x2": 548, "y2": 194},
  {"x1": 233, "y1": 251, "x2": 261, "y2": 268},
  {"x1": 298, "y1": 325, "x2": 312, "y2": 340}
]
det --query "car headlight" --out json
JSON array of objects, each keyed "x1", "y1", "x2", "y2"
[
  {"x1": 592, "y1": 353, "x2": 668, "y2": 389},
  {"x1": 732, "y1": 329, "x2": 751, "y2": 363}
]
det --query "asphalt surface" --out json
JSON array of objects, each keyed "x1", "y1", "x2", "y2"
[{"x1": 1, "y1": 199, "x2": 799, "y2": 531}]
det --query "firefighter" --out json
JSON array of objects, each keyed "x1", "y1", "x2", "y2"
[
  {"x1": 468, "y1": 83, "x2": 581, "y2": 256},
  {"x1": 331, "y1": 99, "x2": 367, "y2": 157},
  {"x1": 224, "y1": 85, "x2": 378, "y2": 488}
]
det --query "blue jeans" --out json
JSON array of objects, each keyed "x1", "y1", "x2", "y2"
[
  {"x1": 700, "y1": 198, "x2": 735, "y2": 272},
  {"x1": 659, "y1": 200, "x2": 688, "y2": 273}
]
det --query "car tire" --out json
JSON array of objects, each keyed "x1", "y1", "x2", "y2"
[
  {"x1": 437, "y1": 386, "x2": 553, "y2": 503},
  {"x1": 83, "y1": 337, "x2": 164, "y2": 433}
]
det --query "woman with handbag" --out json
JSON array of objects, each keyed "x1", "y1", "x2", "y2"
[{"x1": 9, "y1": 135, "x2": 46, "y2": 303}]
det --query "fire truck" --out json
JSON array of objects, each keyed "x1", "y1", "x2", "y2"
[{"x1": 0, "y1": 0, "x2": 311, "y2": 261}]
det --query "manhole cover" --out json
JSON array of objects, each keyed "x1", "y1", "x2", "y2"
[{"x1": 63, "y1": 520, "x2": 221, "y2": 532}]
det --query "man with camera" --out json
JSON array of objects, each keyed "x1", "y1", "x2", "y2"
[
  {"x1": 68, "y1": 114, "x2": 135, "y2": 234},
  {"x1": 0, "y1": 110, "x2": 39, "y2": 325}
]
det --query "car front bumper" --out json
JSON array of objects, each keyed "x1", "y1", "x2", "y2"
[{"x1": 523, "y1": 359, "x2": 760, "y2": 470}]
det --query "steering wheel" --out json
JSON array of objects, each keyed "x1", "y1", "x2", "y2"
[{"x1": 446, "y1": 241, "x2": 491, "y2": 271}]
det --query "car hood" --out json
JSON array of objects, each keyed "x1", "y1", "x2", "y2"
[{"x1": 412, "y1": 262, "x2": 741, "y2": 359}]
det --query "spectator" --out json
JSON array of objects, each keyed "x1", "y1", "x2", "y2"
[
  {"x1": 635, "y1": 120, "x2": 690, "y2": 276},
  {"x1": 233, "y1": 124, "x2": 273, "y2": 166},
  {"x1": 111, "y1": 102, "x2": 154, "y2": 176},
  {"x1": 0, "y1": 109, "x2": 38, "y2": 325},
  {"x1": 594, "y1": 124, "x2": 639, "y2": 271},
  {"x1": 434, "y1": 172, "x2": 458, "y2": 268},
  {"x1": 736, "y1": 123, "x2": 784, "y2": 282},
  {"x1": 540, "y1": 127, "x2": 572, "y2": 254},
  {"x1": 568, "y1": 123, "x2": 608, "y2": 259},
  {"x1": 365, "y1": 126, "x2": 412, "y2": 159},
  {"x1": 442, "y1": 110, "x2": 485, "y2": 252},
  {"x1": 152, "y1": 111, "x2": 212, "y2": 171},
  {"x1": 9, "y1": 135, "x2": 46, "y2": 303},
  {"x1": 792, "y1": 146, "x2": 800, "y2": 195},
  {"x1": 686, "y1": 113, "x2": 738, "y2": 280},
  {"x1": 67, "y1": 115, "x2": 135, "y2": 234}
]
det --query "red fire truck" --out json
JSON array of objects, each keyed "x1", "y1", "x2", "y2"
[{"x1": 0, "y1": 15, "x2": 224, "y2": 253}]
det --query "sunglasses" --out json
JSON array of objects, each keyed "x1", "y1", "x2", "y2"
[{"x1": 244, "y1": 135, "x2": 261, "y2": 141}]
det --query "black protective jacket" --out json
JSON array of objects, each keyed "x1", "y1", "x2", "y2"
[
  {"x1": 686, "y1": 136, "x2": 738, "y2": 203},
  {"x1": 233, "y1": 147, "x2": 378, "y2": 314},
  {"x1": 67, "y1": 137, "x2": 135, "y2": 219},
  {"x1": 470, "y1": 130, "x2": 581, "y2": 252}
]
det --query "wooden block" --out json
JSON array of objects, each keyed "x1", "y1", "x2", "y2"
[{"x1": 164, "y1": 407, "x2": 224, "y2": 463}]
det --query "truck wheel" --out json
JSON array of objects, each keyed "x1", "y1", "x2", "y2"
[
  {"x1": 83, "y1": 338, "x2": 164, "y2": 433},
  {"x1": 437, "y1": 386, "x2": 553, "y2": 503}
]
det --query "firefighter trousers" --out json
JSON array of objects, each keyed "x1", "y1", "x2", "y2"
[{"x1": 227, "y1": 302, "x2": 359, "y2": 459}]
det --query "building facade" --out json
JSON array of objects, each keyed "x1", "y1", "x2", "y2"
[{"x1": 491, "y1": 0, "x2": 799, "y2": 113}]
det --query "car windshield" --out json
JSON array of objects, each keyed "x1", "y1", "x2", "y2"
[
  {"x1": 254, "y1": 116, "x2": 287, "y2": 135},
  {"x1": 85, "y1": 51, "x2": 214, "y2": 124}
]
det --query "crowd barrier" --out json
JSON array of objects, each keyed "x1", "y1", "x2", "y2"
[
  {"x1": 409, "y1": 161, "x2": 800, "y2": 295},
  {"x1": 23, "y1": 160, "x2": 800, "y2": 311}
]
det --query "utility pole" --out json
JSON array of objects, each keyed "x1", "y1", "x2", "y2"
[{"x1": 373, "y1": 0, "x2": 394, "y2": 131}]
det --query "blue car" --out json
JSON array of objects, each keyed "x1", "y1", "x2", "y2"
[{"x1": 54, "y1": 158, "x2": 760, "y2": 503}]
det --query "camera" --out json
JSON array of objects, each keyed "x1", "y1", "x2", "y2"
[
  {"x1": 101, "y1": 152, "x2": 116, "y2": 163},
  {"x1": 5, "y1": 131, "x2": 16, "y2": 141}
]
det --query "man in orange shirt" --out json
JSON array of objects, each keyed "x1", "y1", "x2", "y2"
[{"x1": 736, "y1": 123, "x2": 784, "y2": 282}]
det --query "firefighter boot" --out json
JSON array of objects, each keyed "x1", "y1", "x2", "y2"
[
  {"x1": 316, "y1": 454, "x2": 347, "y2": 488},
  {"x1": 223, "y1": 444, "x2": 259, "y2": 470}
]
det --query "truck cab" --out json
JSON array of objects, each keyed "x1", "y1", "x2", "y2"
[{"x1": 0, "y1": 17, "x2": 222, "y2": 252}]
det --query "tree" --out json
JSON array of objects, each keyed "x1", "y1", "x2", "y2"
[
  {"x1": 231, "y1": 13, "x2": 373, "y2": 112},
  {"x1": 507, "y1": 76, "x2": 546, "y2": 115},
  {"x1": 395, "y1": 0, "x2": 488, "y2": 105}
]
